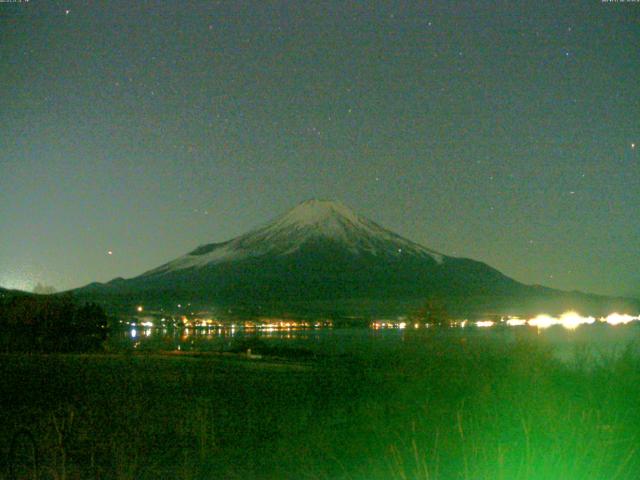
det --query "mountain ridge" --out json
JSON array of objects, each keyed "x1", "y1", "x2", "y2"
[{"x1": 71, "y1": 200, "x2": 640, "y2": 318}]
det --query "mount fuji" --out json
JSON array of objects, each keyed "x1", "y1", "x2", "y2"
[{"x1": 74, "y1": 199, "x2": 638, "y2": 318}]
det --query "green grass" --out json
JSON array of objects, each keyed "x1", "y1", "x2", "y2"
[{"x1": 1, "y1": 334, "x2": 639, "y2": 479}]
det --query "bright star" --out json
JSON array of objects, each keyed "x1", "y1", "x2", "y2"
[{"x1": 65, "y1": 9, "x2": 70, "y2": 15}]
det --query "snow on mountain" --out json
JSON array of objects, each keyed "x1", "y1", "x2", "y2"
[{"x1": 142, "y1": 199, "x2": 443, "y2": 277}]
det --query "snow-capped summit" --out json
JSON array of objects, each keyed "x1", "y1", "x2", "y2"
[
  {"x1": 142, "y1": 199, "x2": 443, "y2": 277},
  {"x1": 273, "y1": 199, "x2": 359, "y2": 227}
]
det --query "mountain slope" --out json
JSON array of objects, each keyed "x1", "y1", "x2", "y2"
[{"x1": 73, "y1": 199, "x2": 639, "y2": 317}]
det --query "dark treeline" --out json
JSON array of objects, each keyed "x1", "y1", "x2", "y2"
[{"x1": 0, "y1": 293, "x2": 108, "y2": 352}]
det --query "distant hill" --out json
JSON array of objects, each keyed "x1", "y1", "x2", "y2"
[
  {"x1": 0, "y1": 287, "x2": 33, "y2": 298},
  {"x1": 71, "y1": 199, "x2": 640, "y2": 318}
]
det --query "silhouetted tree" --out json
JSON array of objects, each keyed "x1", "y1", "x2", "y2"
[
  {"x1": 414, "y1": 295, "x2": 450, "y2": 327},
  {"x1": 0, "y1": 294, "x2": 108, "y2": 352}
]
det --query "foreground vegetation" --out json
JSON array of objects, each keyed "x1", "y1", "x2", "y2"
[
  {"x1": 0, "y1": 294, "x2": 107, "y2": 353},
  {"x1": 1, "y1": 334, "x2": 640, "y2": 479}
]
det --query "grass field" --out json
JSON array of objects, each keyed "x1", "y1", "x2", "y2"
[{"x1": 1, "y1": 333, "x2": 640, "y2": 479}]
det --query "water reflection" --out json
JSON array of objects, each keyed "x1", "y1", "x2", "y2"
[
  {"x1": 114, "y1": 323, "x2": 341, "y2": 354},
  {"x1": 111, "y1": 318, "x2": 640, "y2": 362}
]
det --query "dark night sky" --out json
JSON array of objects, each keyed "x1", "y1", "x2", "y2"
[{"x1": 1, "y1": 0, "x2": 638, "y2": 297}]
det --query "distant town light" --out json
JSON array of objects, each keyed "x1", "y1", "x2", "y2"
[
  {"x1": 528, "y1": 314, "x2": 558, "y2": 329},
  {"x1": 506, "y1": 318, "x2": 526, "y2": 326},
  {"x1": 559, "y1": 311, "x2": 595, "y2": 330},
  {"x1": 476, "y1": 320, "x2": 494, "y2": 328},
  {"x1": 366, "y1": 311, "x2": 640, "y2": 331},
  {"x1": 603, "y1": 312, "x2": 639, "y2": 326}
]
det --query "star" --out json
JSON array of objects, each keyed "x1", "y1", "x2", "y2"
[
  {"x1": 65, "y1": 9, "x2": 71, "y2": 15},
  {"x1": 107, "y1": 250, "x2": 113, "y2": 255},
  {"x1": 632, "y1": 143, "x2": 636, "y2": 149}
]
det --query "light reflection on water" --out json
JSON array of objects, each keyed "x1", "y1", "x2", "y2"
[{"x1": 109, "y1": 323, "x2": 640, "y2": 362}]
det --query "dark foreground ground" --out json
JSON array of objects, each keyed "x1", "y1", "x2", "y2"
[{"x1": 1, "y1": 335, "x2": 640, "y2": 479}]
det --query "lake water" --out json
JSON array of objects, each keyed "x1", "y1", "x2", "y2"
[{"x1": 110, "y1": 322, "x2": 640, "y2": 363}]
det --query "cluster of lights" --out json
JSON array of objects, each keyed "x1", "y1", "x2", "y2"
[
  {"x1": 371, "y1": 312, "x2": 640, "y2": 331},
  {"x1": 516, "y1": 312, "x2": 638, "y2": 330},
  {"x1": 526, "y1": 312, "x2": 595, "y2": 330},
  {"x1": 131, "y1": 311, "x2": 332, "y2": 330},
  {"x1": 372, "y1": 321, "x2": 411, "y2": 329},
  {"x1": 604, "y1": 313, "x2": 639, "y2": 326}
]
